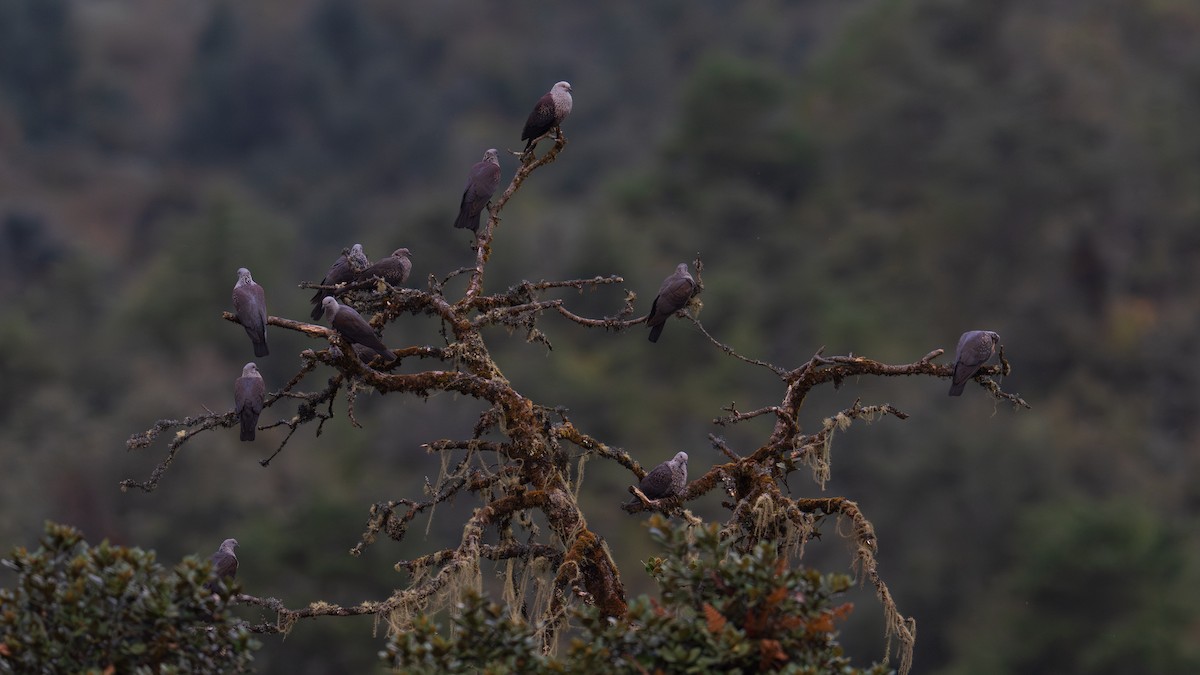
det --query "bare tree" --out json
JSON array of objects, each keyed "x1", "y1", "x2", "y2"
[{"x1": 124, "y1": 135, "x2": 1028, "y2": 674}]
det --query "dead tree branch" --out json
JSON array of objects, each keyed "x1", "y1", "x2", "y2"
[{"x1": 120, "y1": 132, "x2": 1028, "y2": 675}]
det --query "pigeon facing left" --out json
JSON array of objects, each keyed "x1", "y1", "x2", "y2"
[{"x1": 322, "y1": 296, "x2": 396, "y2": 363}]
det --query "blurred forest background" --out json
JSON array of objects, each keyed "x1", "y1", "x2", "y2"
[{"x1": 3, "y1": 0, "x2": 1200, "y2": 672}]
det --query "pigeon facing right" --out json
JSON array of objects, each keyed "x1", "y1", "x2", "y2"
[
  {"x1": 646, "y1": 263, "x2": 697, "y2": 343},
  {"x1": 521, "y1": 81, "x2": 573, "y2": 152},
  {"x1": 949, "y1": 330, "x2": 1000, "y2": 396},
  {"x1": 626, "y1": 451, "x2": 688, "y2": 507},
  {"x1": 358, "y1": 248, "x2": 412, "y2": 287},
  {"x1": 309, "y1": 244, "x2": 369, "y2": 321},
  {"x1": 204, "y1": 538, "x2": 239, "y2": 593}
]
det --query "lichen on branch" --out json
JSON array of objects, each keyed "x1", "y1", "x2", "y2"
[{"x1": 121, "y1": 132, "x2": 1028, "y2": 675}]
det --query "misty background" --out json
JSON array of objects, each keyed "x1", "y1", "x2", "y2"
[{"x1": 3, "y1": 0, "x2": 1200, "y2": 672}]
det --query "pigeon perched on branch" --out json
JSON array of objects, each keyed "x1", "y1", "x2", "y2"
[
  {"x1": 231, "y1": 268, "x2": 268, "y2": 357},
  {"x1": 949, "y1": 330, "x2": 1000, "y2": 396},
  {"x1": 626, "y1": 451, "x2": 688, "y2": 507},
  {"x1": 204, "y1": 538, "x2": 239, "y2": 592},
  {"x1": 234, "y1": 362, "x2": 265, "y2": 441},
  {"x1": 521, "y1": 81, "x2": 573, "y2": 152},
  {"x1": 455, "y1": 150, "x2": 501, "y2": 232},
  {"x1": 322, "y1": 296, "x2": 396, "y2": 363},
  {"x1": 358, "y1": 248, "x2": 412, "y2": 287},
  {"x1": 646, "y1": 263, "x2": 696, "y2": 343},
  {"x1": 309, "y1": 244, "x2": 369, "y2": 321}
]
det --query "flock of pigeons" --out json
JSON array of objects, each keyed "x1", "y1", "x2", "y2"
[
  {"x1": 206, "y1": 80, "x2": 1003, "y2": 589},
  {"x1": 224, "y1": 82, "x2": 576, "y2": 442}
]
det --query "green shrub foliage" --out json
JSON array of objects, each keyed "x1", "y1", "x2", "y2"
[
  {"x1": 382, "y1": 516, "x2": 890, "y2": 674},
  {"x1": 0, "y1": 522, "x2": 258, "y2": 673}
]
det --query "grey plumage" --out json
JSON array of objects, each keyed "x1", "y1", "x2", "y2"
[
  {"x1": 522, "y1": 81, "x2": 573, "y2": 152},
  {"x1": 232, "y1": 268, "x2": 268, "y2": 357},
  {"x1": 949, "y1": 330, "x2": 1000, "y2": 396},
  {"x1": 646, "y1": 263, "x2": 696, "y2": 343},
  {"x1": 330, "y1": 343, "x2": 387, "y2": 365},
  {"x1": 234, "y1": 362, "x2": 265, "y2": 441},
  {"x1": 352, "y1": 343, "x2": 381, "y2": 364},
  {"x1": 455, "y1": 149, "x2": 502, "y2": 231},
  {"x1": 358, "y1": 248, "x2": 412, "y2": 286},
  {"x1": 627, "y1": 451, "x2": 689, "y2": 506},
  {"x1": 322, "y1": 296, "x2": 395, "y2": 362},
  {"x1": 204, "y1": 538, "x2": 239, "y2": 592},
  {"x1": 310, "y1": 244, "x2": 369, "y2": 321},
  {"x1": 348, "y1": 244, "x2": 370, "y2": 269}
]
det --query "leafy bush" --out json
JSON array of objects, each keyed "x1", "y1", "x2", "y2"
[
  {"x1": 382, "y1": 516, "x2": 890, "y2": 674},
  {"x1": 0, "y1": 522, "x2": 258, "y2": 673}
]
